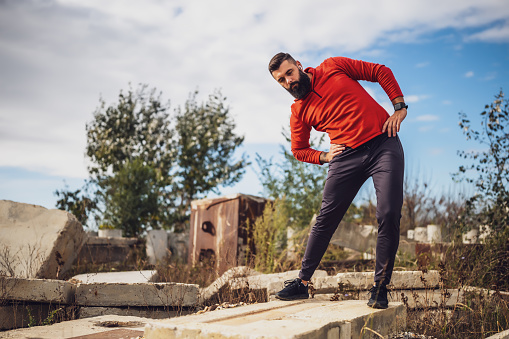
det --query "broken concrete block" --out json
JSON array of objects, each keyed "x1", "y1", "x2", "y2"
[
  {"x1": 146, "y1": 229, "x2": 169, "y2": 265},
  {"x1": 71, "y1": 270, "x2": 158, "y2": 284},
  {"x1": 329, "y1": 221, "x2": 378, "y2": 253},
  {"x1": 0, "y1": 314, "x2": 149, "y2": 338},
  {"x1": 0, "y1": 303, "x2": 55, "y2": 330},
  {"x1": 168, "y1": 231, "x2": 188, "y2": 262},
  {"x1": 198, "y1": 266, "x2": 258, "y2": 304},
  {"x1": 301, "y1": 270, "x2": 440, "y2": 295},
  {"x1": 79, "y1": 306, "x2": 189, "y2": 320},
  {"x1": 259, "y1": 270, "x2": 328, "y2": 297},
  {"x1": 0, "y1": 276, "x2": 75, "y2": 303},
  {"x1": 98, "y1": 228, "x2": 123, "y2": 238},
  {"x1": 0, "y1": 200, "x2": 87, "y2": 279},
  {"x1": 76, "y1": 235, "x2": 139, "y2": 265},
  {"x1": 144, "y1": 299, "x2": 406, "y2": 339},
  {"x1": 76, "y1": 282, "x2": 199, "y2": 307}
]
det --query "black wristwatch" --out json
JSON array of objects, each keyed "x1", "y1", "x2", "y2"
[{"x1": 394, "y1": 102, "x2": 408, "y2": 111}]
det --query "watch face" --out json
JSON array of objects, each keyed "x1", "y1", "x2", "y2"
[{"x1": 395, "y1": 103, "x2": 407, "y2": 110}]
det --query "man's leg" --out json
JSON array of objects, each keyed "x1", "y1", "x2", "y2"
[
  {"x1": 275, "y1": 149, "x2": 367, "y2": 301},
  {"x1": 365, "y1": 134, "x2": 404, "y2": 308},
  {"x1": 299, "y1": 149, "x2": 368, "y2": 282}
]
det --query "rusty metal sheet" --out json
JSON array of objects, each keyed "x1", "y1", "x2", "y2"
[{"x1": 189, "y1": 194, "x2": 267, "y2": 275}]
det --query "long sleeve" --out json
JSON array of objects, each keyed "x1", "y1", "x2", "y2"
[
  {"x1": 290, "y1": 113, "x2": 322, "y2": 165},
  {"x1": 330, "y1": 57, "x2": 403, "y2": 101}
]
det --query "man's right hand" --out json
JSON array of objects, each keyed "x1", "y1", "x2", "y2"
[{"x1": 320, "y1": 143, "x2": 346, "y2": 164}]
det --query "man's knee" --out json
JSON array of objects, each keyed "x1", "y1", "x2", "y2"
[{"x1": 377, "y1": 210, "x2": 401, "y2": 230}]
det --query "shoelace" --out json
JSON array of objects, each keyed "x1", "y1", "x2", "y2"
[{"x1": 283, "y1": 278, "x2": 301, "y2": 287}]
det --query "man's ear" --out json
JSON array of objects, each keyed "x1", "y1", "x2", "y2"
[{"x1": 296, "y1": 61, "x2": 303, "y2": 70}]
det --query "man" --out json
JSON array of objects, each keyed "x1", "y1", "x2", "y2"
[{"x1": 268, "y1": 53, "x2": 407, "y2": 309}]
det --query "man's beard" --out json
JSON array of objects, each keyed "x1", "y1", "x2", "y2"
[{"x1": 286, "y1": 69, "x2": 312, "y2": 100}]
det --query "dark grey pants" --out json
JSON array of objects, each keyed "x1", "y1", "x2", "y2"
[{"x1": 299, "y1": 132, "x2": 404, "y2": 285}]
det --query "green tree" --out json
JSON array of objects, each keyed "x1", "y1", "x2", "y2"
[
  {"x1": 85, "y1": 84, "x2": 174, "y2": 235},
  {"x1": 449, "y1": 90, "x2": 509, "y2": 291},
  {"x1": 255, "y1": 129, "x2": 327, "y2": 231},
  {"x1": 172, "y1": 90, "x2": 248, "y2": 224},
  {"x1": 455, "y1": 90, "x2": 509, "y2": 233},
  {"x1": 86, "y1": 84, "x2": 175, "y2": 181},
  {"x1": 100, "y1": 158, "x2": 161, "y2": 237},
  {"x1": 84, "y1": 84, "x2": 247, "y2": 235}
]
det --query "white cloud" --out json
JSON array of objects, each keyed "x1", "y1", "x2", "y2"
[
  {"x1": 406, "y1": 95, "x2": 430, "y2": 103},
  {"x1": 465, "y1": 71, "x2": 475, "y2": 78},
  {"x1": 1, "y1": 0, "x2": 509, "y2": 178},
  {"x1": 416, "y1": 115, "x2": 440, "y2": 122},
  {"x1": 416, "y1": 62, "x2": 430, "y2": 68},
  {"x1": 467, "y1": 20, "x2": 509, "y2": 42}
]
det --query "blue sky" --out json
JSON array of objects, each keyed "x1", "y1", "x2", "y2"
[{"x1": 1, "y1": 0, "x2": 509, "y2": 211}]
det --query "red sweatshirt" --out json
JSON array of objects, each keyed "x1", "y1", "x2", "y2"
[{"x1": 290, "y1": 57, "x2": 403, "y2": 164}]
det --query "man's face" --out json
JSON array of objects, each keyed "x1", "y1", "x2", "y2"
[{"x1": 271, "y1": 60, "x2": 311, "y2": 100}]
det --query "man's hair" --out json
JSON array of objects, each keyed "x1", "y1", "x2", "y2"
[{"x1": 268, "y1": 52, "x2": 296, "y2": 74}]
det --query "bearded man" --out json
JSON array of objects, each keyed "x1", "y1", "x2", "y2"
[{"x1": 268, "y1": 53, "x2": 407, "y2": 309}]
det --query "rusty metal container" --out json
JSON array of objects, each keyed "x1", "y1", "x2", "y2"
[{"x1": 188, "y1": 194, "x2": 266, "y2": 275}]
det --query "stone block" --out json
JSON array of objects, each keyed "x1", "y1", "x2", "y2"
[
  {"x1": 309, "y1": 270, "x2": 440, "y2": 295},
  {"x1": 147, "y1": 229, "x2": 169, "y2": 265},
  {"x1": 487, "y1": 328, "x2": 509, "y2": 339},
  {"x1": 98, "y1": 228, "x2": 123, "y2": 238},
  {"x1": 168, "y1": 232, "x2": 188, "y2": 262},
  {"x1": 76, "y1": 235, "x2": 139, "y2": 265},
  {"x1": 76, "y1": 282, "x2": 199, "y2": 307},
  {"x1": 0, "y1": 200, "x2": 86, "y2": 279},
  {"x1": 79, "y1": 306, "x2": 190, "y2": 319},
  {"x1": 144, "y1": 299, "x2": 406, "y2": 339},
  {"x1": 72, "y1": 270, "x2": 158, "y2": 284},
  {"x1": 0, "y1": 276, "x2": 75, "y2": 303},
  {"x1": 198, "y1": 266, "x2": 258, "y2": 304},
  {"x1": 0, "y1": 315, "x2": 149, "y2": 338},
  {"x1": 328, "y1": 221, "x2": 378, "y2": 253},
  {"x1": 251, "y1": 269, "x2": 328, "y2": 297},
  {"x1": 0, "y1": 303, "x2": 53, "y2": 330}
]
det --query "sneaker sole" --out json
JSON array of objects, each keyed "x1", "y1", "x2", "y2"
[
  {"x1": 275, "y1": 294, "x2": 309, "y2": 301},
  {"x1": 367, "y1": 301, "x2": 388, "y2": 309}
]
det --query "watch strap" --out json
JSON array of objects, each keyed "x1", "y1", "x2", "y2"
[{"x1": 394, "y1": 102, "x2": 408, "y2": 111}]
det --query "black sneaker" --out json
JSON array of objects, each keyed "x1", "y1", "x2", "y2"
[
  {"x1": 367, "y1": 282, "x2": 389, "y2": 309},
  {"x1": 275, "y1": 278, "x2": 309, "y2": 301}
]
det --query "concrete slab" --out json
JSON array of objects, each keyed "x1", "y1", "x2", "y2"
[
  {"x1": 487, "y1": 328, "x2": 509, "y2": 339},
  {"x1": 0, "y1": 315, "x2": 149, "y2": 339},
  {"x1": 310, "y1": 270, "x2": 439, "y2": 295},
  {"x1": 144, "y1": 299, "x2": 406, "y2": 339},
  {"x1": 79, "y1": 306, "x2": 193, "y2": 320},
  {"x1": 198, "y1": 266, "x2": 258, "y2": 304},
  {"x1": 69, "y1": 328, "x2": 145, "y2": 339},
  {"x1": 0, "y1": 276, "x2": 75, "y2": 303},
  {"x1": 0, "y1": 200, "x2": 87, "y2": 279},
  {"x1": 75, "y1": 282, "x2": 199, "y2": 307},
  {"x1": 198, "y1": 267, "x2": 328, "y2": 304},
  {"x1": 146, "y1": 229, "x2": 169, "y2": 265},
  {"x1": 71, "y1": 270, "x2": 158, "y2": 284},
  {"x1": 329, "y1": 221, "x2": 378, "y2": 253},
  {"x1": 309, "y1": 289, "x2": 464, "y2": 309},
  {"x1": 76, "y1": 236, "x2": 139, "y2": 265},
  {"x1": 0, "y1": 304, "x2": 52, "y2": 330}
]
